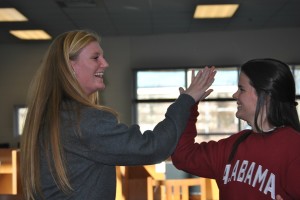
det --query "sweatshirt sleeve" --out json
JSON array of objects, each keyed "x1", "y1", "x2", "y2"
[
  {"x1": 171, "y1": 102, "x2": 226, "y2": 179},
  {"x1": 62, "y1": 94, "x2": 196, "y2": 166}
]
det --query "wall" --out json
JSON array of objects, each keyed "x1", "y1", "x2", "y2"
[{"x1": 1, "y1": 27, "x2": 300, "y2": 147}]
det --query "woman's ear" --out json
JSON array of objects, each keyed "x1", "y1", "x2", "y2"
[
  {"x1": 69, "y1": 61, "x2": 77, "y2": 77},
  {"x1": 265, "y1": 93, "x2": 271, "y2": 105},
  {"x1": 72, "y1": 68, "x2": 76, "y2": 77}
]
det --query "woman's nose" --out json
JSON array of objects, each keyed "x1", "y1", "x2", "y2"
[
  {"x1": 101, "y1": 57, "x2": 109, "y2": 68},
  {"x1": 232, "y1": 91, "x2": 238, "y2": 99}
]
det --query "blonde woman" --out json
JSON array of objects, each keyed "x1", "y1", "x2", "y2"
[{"x1": 21, "y1": 29, "x2": 216, "y2": 200}]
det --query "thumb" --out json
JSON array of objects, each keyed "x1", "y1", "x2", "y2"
[
  {"x1": 179, "y1": 87, "x2": 185, "y2": 94},
  {"x1": 200, "y1": 89, "x2": 214, "y2": 100}
]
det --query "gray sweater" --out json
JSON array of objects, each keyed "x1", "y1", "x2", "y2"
[{"x1": 39, "y1": 94, "x2": 195, "y2": 199}]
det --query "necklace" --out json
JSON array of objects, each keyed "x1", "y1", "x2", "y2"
[{"x1": 263, "y1": 126, "x2": 277, "y2": 132}]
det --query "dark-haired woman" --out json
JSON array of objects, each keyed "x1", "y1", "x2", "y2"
[{"x1": 172, "y1": 58, "x2": 300, "y2": 200}]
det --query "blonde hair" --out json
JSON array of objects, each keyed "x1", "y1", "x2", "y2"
[{"x1": 21, "y1": 30, "x2": 118, "y2": 199}]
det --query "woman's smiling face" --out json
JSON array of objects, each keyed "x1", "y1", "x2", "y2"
[
  {"x1": 232, "y1": 72, "x2": 258, "y2": 127},
  {"x1": 70, "y1": 41, "x2": 109, "y2": 96}
]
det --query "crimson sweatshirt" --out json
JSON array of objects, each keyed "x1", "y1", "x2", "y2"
[{"x1": 171, "y1": 104, "x2": 300, "y2": 200}]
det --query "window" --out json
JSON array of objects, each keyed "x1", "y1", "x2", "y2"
[
  {"x1": 13, "y1": 105, "x2": 28, "y2": 137},
  {"x1": 135, "y1": 69, "x2": 186, "y2": 132},
  {"x1": 134, "y1": 65, "x2": 300, "y2": 142},
  {"x1": 294, "y1": 65, "x2": 300, "y2": 95},
  {"x1": 294, "y1": 65, "x2": 300, "y2": 115}
]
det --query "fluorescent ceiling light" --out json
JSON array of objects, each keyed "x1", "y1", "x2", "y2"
[
  {"x1": 9, "y1": 30, "x2": 52, "y2": 40},
  {"x1": 194, "y1": 4, "x2": 239, "y2": 19},
  {"x1": 0, "y1": 8, "x2": 28, "y2": 22}
]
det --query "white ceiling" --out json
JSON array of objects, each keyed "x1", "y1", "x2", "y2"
[{"x1": 1, "y1": 0, "x2": 300, "y2": 44}]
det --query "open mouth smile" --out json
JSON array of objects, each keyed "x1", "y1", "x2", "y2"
[{"x1": 95, "y1": 72, "x2": 104, "y2": 78}]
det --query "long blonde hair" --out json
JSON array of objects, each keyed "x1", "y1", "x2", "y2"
[{"x1": 21, "y1": 30, "x2": 118, "y2": 199}]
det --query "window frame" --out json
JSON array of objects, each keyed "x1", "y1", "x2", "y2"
[{"x1": 133, "y1": 64, "x2": 300, "y2": 139}]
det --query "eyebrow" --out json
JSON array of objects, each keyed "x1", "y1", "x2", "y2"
[
  {"x1": 238, "y1": 84, "x2": 245, "y2": 90},
  {"x1": 91, "y1": 52, "x2": 101, "y2": 56}
]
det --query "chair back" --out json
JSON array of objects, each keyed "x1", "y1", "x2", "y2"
[{"x1": 147, "y1": 177, "x2": 206, "y2": 200}]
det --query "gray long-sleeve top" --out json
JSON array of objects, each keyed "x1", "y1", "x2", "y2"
[{"x1": 39, "y1": 94, "x2": 195, "y2": 199}]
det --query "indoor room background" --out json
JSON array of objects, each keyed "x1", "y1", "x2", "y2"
[
  {"x1": 1, "y1": 1, "x2": 300, "y2": 199},
  {"x1": 1, "y1": 27, "x2": 300, "y2": 147}
]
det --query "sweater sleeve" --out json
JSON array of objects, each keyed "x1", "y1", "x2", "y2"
[
  {"x1": 62, "y1": 94, "x2": 196, "y2": 166},
  {"x1": 171, "y1": 102, "x2": 199, "y2": 165}
]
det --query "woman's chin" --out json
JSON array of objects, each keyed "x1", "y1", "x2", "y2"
[
  {"x1": 236, "y1": 113, "x2": 245, "y2": 121},
  {"x1": 97, "y1": 84, "x2": 106, "y2": 91},
  {"x1": 235, "y1": 112, "x2": 241, "y2": 119}
]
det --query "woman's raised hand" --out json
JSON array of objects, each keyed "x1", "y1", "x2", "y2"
[{"x1": 180, "y1": 66, "x2": 216, "y2": 102}]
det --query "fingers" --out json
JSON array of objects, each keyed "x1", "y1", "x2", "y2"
[
  {"x1": 191, "y1": 66, "x2": 214, "y2": 82},
  {"x1": 194, "y1": 67, "x2": 216, "y2": 88},
  {"x1": 191, "y1": 69, "x2": 196, "y2": 81},
  {"x1": 184, "y1": 66, "x2": 216, "y2": 102},
  {"x1": 195, "y1": 66, "x2": 216, "y2": 90}
]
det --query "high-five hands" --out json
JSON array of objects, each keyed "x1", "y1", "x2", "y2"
[{"x1": 180, "y1": 66, "x2": 216, "y2": 102}]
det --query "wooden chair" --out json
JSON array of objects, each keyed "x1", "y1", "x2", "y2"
[
  {"x1": 0, "y1": 149, "x2": 22, "y2": 196},
  {"x1": 147, "y1": 177, "x2": 207, "y2": 200}
]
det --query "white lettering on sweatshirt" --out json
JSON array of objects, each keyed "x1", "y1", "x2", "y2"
[{"x1": 223, "y1": 160, "x2": 275, "y2": 199}]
